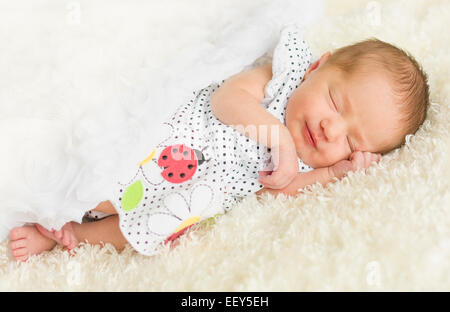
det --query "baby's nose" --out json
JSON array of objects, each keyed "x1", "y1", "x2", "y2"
[{"x1": 321, "y1": 119, "x2": 345, "y2": 142}]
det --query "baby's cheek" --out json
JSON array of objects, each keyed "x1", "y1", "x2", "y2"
[{"x1": 321, "y1": 149, "x2": 350, "y2": 167}]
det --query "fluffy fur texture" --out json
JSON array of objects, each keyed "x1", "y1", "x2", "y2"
[{"x1": 0, "y1": 0, "x2": 449, "y2": 291}]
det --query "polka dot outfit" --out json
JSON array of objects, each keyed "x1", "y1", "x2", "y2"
[{"x1": 91, "y1": 24, "x2": 314, "y2": 256}]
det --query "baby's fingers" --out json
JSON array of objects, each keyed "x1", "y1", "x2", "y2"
[
  {"x1": 258, "y1": 171, "x2": 277, "y2": 188},
  {"x1": 363, "y1": 152, "x2": 382, "y2": 167},
  {"x1": 349, "y1": 151, "x2": 365, "y2": 170},
  {"x1": 350, "y1": 151, "x2": 381, "y2": 169},
  {"x1": 258, "y1": 171, "x2": 289, "y2": 189},
  {"x1": 54, "y1": 229, "x2": 64, "y2": 240},
  {"x1": 258, "y1": 171, "x2": 271, "y2": 178}
]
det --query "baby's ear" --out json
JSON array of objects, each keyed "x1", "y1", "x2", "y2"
[{"x1": 303, "y1": 52, "x2": 331, "y2": 80}]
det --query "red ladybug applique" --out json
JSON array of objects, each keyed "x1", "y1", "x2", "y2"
[{"x1": 157, "y1": 144, "x2": 205, "y2": 183}]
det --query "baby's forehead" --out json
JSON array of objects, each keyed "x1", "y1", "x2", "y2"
[
  {"x1": 332, "y1": 61, "x2": 393, "y2": 82},
  {"x1": 341, "y1": 68, "x2": 402, "y2": 104},
  {"x1": 328, "y1": 65, "x2": 396, "y2": 97}
]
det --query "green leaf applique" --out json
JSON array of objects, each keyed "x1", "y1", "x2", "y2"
[{"x1": 121, "y1": 180, "x2": 144, "y2": 212}]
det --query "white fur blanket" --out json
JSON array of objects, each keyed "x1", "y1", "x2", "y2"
[{"x1": 0, "y1": 0, "x2": 449, "y2": 291}]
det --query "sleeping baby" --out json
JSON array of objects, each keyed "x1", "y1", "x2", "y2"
[{"x1": 9, "y1": 25, "x2": 429, "y2": 261}]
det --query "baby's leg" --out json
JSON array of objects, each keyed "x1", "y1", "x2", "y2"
[
  {"x1": 37, "y1": 215, "x2": 128, "y2": 252},
  {"x1": 84, "y1": 200, "x2": 118, "y2": 221},
  {"x1": 92, "y1": 200, "x2": 117, "y2": 215}
]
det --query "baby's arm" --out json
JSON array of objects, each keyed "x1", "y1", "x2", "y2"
[
  {"x1": 211, "y1": 63, "x2": 289, "y2": 148},
  {"x1": 92, "y1": 200, "x2": 117, "y2": 215},
  {"x1": 257, "y1": 151, "x2": 382, "y2": 196},
  {"x1": 211, "y1": 63, "x2": 299, "y2": 189},
  {"x1": 256, "y1": 167, "x2": 332, "y2": 196}
]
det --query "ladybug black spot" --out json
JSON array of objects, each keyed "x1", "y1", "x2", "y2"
[
  {"x1": 162, "y1": 155, "x2": 167, "y2": 160},
  {"x1": 180, "y1": 173, "x2": 185, "y2": 178},
  {"x1": 188, "y1": 164, "x2": 194, "y2": 169},
  {"x1": 168, "y1": 173, "x2": 173, "y2": 177}
]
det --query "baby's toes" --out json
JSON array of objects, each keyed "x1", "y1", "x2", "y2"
[
  {"x1": 67, "y1": 238, "x2": 77, "y2": 250},
  {"x1": 62, "y1": 230, "x2": 78, "y2": 249},
  {"x1": 35, "y1": 224, "x2": 54, "y2": 239},
  {"x1": 62, "y1": 231, "x2": 72, "y2": 247},
  {"x1": 55, "y1": 229, "x2": 64, "y2": 240},
  {"x1": 11, "y1": 247, "x2": 27, "y2": 258},
  {"x1": 10, "y1": 239, "x2": 27, "y2": 250},
  {"x1": 9, "y1": 227, "x2": 28, "y2": 241}
]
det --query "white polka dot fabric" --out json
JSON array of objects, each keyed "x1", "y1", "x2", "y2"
[
  {"x1": 262, "y1": 24, "x2": 314, "y2": 173},
  {"x1": 109, "y1": 24, "x2": 315, "y2": 256}
]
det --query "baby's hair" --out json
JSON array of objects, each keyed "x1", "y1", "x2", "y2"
[{"x1": 325, "y1": 38, "x2": 430, "y2": 153}]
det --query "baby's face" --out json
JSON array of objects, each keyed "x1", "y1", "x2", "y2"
[{"x1": 285, "y1": 52, "x2": 402, "y2": 168}]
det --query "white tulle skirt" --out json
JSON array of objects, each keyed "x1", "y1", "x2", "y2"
[
  {"x1": 0, "y1": 1, "x2": 323, "y2": 242},
  {"x1": 0, "y1": 113, "x2": 176, "y2": 241}
]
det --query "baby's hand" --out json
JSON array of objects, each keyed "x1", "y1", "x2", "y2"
[
  {"x1": 258, "y1": 138, "x2": 299, "y2": 189},
  {"x1": 329, "y1": 151, "x2": 382, "y2": 179}
]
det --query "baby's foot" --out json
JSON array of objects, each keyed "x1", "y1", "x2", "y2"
[
  {"x1": 36, "y1": 222, "x2": 79, "y2": 251},
  {"x1": 9, "y1": 225, "x2": 57, "y2": 262}
]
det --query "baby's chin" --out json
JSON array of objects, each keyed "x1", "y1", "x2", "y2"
[
  {"x1": 302, "y1": 157, "x2": 322, "y2": 169},
  {"x1": 297, "y1": 149, "x2": 340, "y2": 169},
  {"x1": 297, "y1": 150, "x2": 317, "y2": 168}
]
